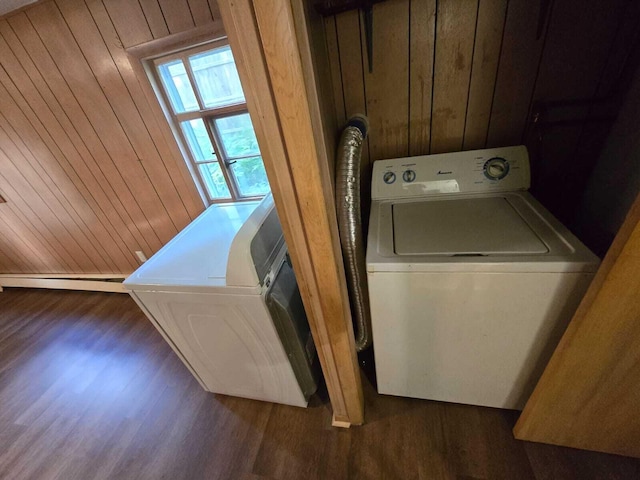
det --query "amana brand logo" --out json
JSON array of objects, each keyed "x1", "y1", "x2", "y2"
[{"x1": 437, "y1": 170, "x2": 453, "y2": 175}]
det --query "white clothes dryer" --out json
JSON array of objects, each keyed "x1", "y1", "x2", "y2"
[
  {"x1": 125, "y1": 195, "x2": 317, "y2": 407},
  {"x1": 366, "y1": 146, "x2": 599, "y2": 409}
]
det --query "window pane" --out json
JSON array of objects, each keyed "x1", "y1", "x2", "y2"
[
  {"x1": 198, "y1": 162, "x2": 231, "y2": 199},
  {"x1": 215, "y1": 113, "x2": 260, "y2": 158},
  {"x1": 158, "y1": 59, "x2": 199, "y2": 113},
  {"x1": 230, "y1": 156, "x2": 270, "y2": 197},
  {"x1": 181, "y1": 119, "x2": 216, "y2": 162},
  {"x1": 189, "y1": 46, "x2": 245, "y2": 108}
]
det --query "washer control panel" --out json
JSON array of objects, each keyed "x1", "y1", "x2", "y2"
[{"x1": 371, "y1": 145, "x2": 530, "y2": 200}]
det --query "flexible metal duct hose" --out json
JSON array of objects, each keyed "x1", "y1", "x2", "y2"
[{"x1": 336, "y1": 114, "x2": 372, "y2": 352}]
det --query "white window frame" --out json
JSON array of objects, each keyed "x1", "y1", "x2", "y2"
[{"x1": 149, "y1": 39, "x2": 266, "y2": 204}]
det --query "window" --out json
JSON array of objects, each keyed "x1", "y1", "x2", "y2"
[{"x1": 153, "y1": 43, "x2": 270, "y2": 203}]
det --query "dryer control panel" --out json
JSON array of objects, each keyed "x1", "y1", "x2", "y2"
[{"x1": 371, "y1": 145, "x2": 530, "y2": 200}]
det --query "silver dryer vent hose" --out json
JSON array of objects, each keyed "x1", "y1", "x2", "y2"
[{"x1": 336, "y1": 114, "x2": 372, "y2": 352}]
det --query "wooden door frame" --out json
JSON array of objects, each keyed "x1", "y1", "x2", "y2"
[{"x1": 217, "y1": 0, "x2": 364, "y2": 426}]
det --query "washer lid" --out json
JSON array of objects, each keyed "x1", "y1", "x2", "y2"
[{"x1": 393, "y1": 197, "x2": 549, "y2": 255}]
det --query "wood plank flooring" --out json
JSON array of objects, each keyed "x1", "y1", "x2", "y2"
[{"x1": 0, "y1": 289, "x2": 638, "y2": 480}]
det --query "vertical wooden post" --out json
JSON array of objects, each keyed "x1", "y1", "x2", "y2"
[{"x1": 217, "y1": 0, "x2": 364, "y2": 426}]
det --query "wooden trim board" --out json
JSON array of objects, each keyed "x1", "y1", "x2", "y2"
[
  {"x1": 217, "y1": 0, "x2": 364, "y2": 426},
  {"x1": 126, "y1": 20, "x2": 226, "y2": 59}
]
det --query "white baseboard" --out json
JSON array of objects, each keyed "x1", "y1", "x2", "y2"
[{"x1": 0, "y1": 276, "x2": 127, "y2": 293}]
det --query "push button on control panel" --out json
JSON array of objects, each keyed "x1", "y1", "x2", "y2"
[
  {"x1": 403, "y1": 169, "x2": 416, "y2": 183},
  {"x1": 383, "y1": 171, "x2": 396, "y2": 184}
]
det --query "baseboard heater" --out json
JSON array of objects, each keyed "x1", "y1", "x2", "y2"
[{"x1": 0, "y1": 274, "x2": 126, "y2": 293}]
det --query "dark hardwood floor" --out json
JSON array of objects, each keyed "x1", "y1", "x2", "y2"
[{"x1": 0, "y1": 288, "x2": 638, "y2": 480}]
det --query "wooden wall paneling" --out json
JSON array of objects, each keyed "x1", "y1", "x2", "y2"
[
  {"x1": 217, "y1": 0, "x2": 364, "y2": 425},
  {"x1": 0, "y1": 230, "x2": 27, "y2": 274},
  {"x1": 0, "y1": 115, "x2": 89, "y2": 273},
  {"x1": 157, "y1": 0, "x2": 196, "y2": 34},
  {"x1": 299, "y1": 3, "x2": 340, "y2": 182},
  {"x1": 568, "y1": 1, "x2": 640, "y2": 230},
  {"x1": 462, "y1": 0, "x2": 507, "y2": 151},
  {"x1": 0, "y1": 70, "x2": 113, "y2": 272},
  {"x1": 0, "y1": 210, "x2": 44, "y2": 273},
  {"x1": 485, "y1": 0, "x2": 547, "y2": 147},
  {"x1": 334, "y1": 9, "x2": 372, "y2": 216},
  {"x1": 208, "y1": 0, "x2": 221, "y2": 20},
  {"x1": 0, "y1": 146, "x2": 86, "y2": 273},
  {"x1": 7, "y1": 12, "x2": 163, "y2": 256},
  {"x1": 26, "y1": 3, "x2": 178, "y2": 245},
  {"x1": 408, "y1": 0, "x2": 435, "y2": 156},
  {"x1": 56, "y1": 0, "x2": 194, "y2": 233},
  {"x1": 85, "y1": 0, "x2": 205, "y2": 220},
  {"x1": 323, "y1": 17, "x2": 346, "y2": 129},
  {"x1": 0, "y1": 110, "x2": 112, "y2": 273},
  {"x1": 335, "y1": 10, "x2": 369, "y2": 162},
  {"x1": 0, "y1": 32, "x2": 137, "y2": 272},
  {"x1": 0, "y1": 183, "x2": 69, "y2": 273},
  {"x1": 514, "y1": 192, "x2": 640, "y2": 457},
  {"x1": 526, "y1": 0, "x2": 630, "y2": 220},
  {"x1": 0, "y1": 225, "x2": 24, "y2": 273},
  {"x1": 0, "y1": 18, "x2": 155, "y2": 266},
  {"x1": 138, "y1": 0, "x2": 170, "y2": 39},
  {"x1": 362, "y1": 0, "x2": 409, "y2": 160},
  {"x1": 9, "y1": 15, "x2": 162, "y2": 251},
  {"x1": 0, "y1": 212, "x2": 57, "y2": 273},
  {"x1": 102, "y1": 0, "x2": 153, "y2": 48},
  {"x1": 430, "y1": 0, "x2": 478, "y2": 154},
  {"x1": 532, "y1": 0, "x2": 626, "y2": 103},
  {"x1": 188, "y1": 0, "x2": 214, "y2": 26},
  {"x1": 0, "y1": 0, "x2": 226, "y2": 274}
]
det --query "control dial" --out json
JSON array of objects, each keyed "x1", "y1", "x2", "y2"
[
  {"x1": 403, "y1": 169, "x2": 416, "y2": 183},
  {"x1": 483, "y1": 157, "x2": 510, "y2": 180},
  {"x1": 383, "y1": 171, "x2": 396, "y2": 184}
]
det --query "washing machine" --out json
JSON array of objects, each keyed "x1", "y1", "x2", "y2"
[
  {"x1": 124, "y1": 194, "x2": 317, "y2": 407},
  {"x1": 366, "y1": 146, "x2": 600, "y2": 409}
]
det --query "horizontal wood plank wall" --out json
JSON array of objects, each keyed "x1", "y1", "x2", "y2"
[
  {"x1": 0, "y1": 0, "x2": 216, "y2": 274},
  {"x1": 325, "y1": 0, "x2": 638, "y2": 220}
]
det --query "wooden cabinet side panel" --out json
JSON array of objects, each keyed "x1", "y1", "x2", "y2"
[{"x1": 515, "y1": 193, "x2": 640, "y2": 457}]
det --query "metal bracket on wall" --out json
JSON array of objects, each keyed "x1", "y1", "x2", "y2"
[{"x1": 314, "y1": 0, "x2": 386, "y2": 73}]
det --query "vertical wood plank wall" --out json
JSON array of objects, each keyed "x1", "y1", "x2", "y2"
[
  {"x1": 1, "y1": 0, "x2": 638, "y2": 274},
  {"x1": 325, "y1": 0, "x2": 640, "y2": 223},
  {"x1": 0, "y1": 0, "x2": 218, "y2": 274}
]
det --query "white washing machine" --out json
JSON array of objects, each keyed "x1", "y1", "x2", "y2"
[
  {"x1": 366, "y1": 146, "x2": 600, "y2": 409},
  {"x1": 124, "y1": 195, "x2": 317, "y2": 408}
]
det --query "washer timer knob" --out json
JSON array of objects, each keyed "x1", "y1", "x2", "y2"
[{"x1": 483, "y1": 157, "x2": 510, "y2": 180}]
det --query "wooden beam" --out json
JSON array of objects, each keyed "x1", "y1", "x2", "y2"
[{"x1": 216, "y1": 0, "x2": 364, "y2": 426}]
